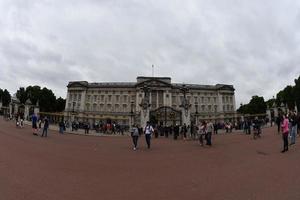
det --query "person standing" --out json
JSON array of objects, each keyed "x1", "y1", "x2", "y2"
[
  {"x1": 290, "y1": 111, "x2": 297, "y2": 145},
  {"x1": 144, "y1": 121, "x2": 154, "y2": 149},
  {"x1": 174, "y1": 124, "x2": 179, "y2": 140},
  {"x1": 32, "y1": 113, "x2": 38, "y2": 136},
  {"x1": 206, "y1": 120, "x2": 213, "y2": 146},
  {"x1": 213, "y1": 122, "x2": 218, "y2": 134},
  {"x1": 38, "y1": 118, "x2": 42, "y2": 130},
  {"x1": 41, "y1": 117, "x2": 49, "y2": 137},
  {"x1": 276, "y1": 115, "x2": 282, "y2": 134},
  {"x1": 131, "y1": 124, "x2": 139, "y2": 150},
  {"x1": 198, "y1": 121, "x2": 207, "y2": 146},
  {"x1": 281, "y1": 114, "x2": 289, "y2": 153},
  {"x1": 59, "y1": 120, "x2": 64, "y2": 134},
  {"x1": 182, "y1": 123, "x2": 187, "y2": 140}
]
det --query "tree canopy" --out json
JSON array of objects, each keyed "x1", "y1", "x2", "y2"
[
  {"x1": 0, "y1": 89, "x2": 11, "y2": 107},
  {"x1": 15, "y1": 86, "x2": 65, "y2": 112},
  {"x1": 237, "y1": 96, "x2": 267, "y2": 114},
  {"x1": 238, "y1": 75, "x2": 300, "y2": 114}
]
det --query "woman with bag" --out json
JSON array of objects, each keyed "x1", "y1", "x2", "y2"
[{"x1": 281, "y1": 114, "x2": 289, "y2": 153}]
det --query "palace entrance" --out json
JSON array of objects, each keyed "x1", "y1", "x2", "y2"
[{"x1": 149, "y1": 106, "x2": 182, "y2": 126}]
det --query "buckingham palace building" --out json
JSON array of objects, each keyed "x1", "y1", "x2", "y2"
[{"x1": 64, "y1": 76, "x2": 236, "y2": 127}]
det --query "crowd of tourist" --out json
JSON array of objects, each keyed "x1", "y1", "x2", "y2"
[{"x1": 4, "y1": 109, "x2": 300, "y2": 153}]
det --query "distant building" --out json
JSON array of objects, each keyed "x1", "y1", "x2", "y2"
[{"x1": 64, "y1": 76, "x2": 236, "y2": 126}]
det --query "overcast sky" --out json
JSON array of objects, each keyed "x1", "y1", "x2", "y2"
[{"x1": 1, "y1": 0, "x2": 300, "y2": 107}]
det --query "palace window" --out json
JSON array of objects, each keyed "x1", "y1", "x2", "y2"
[
  {"x1": 116, "y1": 95, "x2": 120, "y2": 102},
  {"x1": 201, "y1": 105, "x2": 205, "y2": 111},
  {"x1": 74, "y1": 94, "x2": 77, "y2": 101},
  {"x1": 86, "y1": 104, "x2": 90, "y2": 111},
  {"x1": 123, "y1": 104, "x2": 127, "y2": 111},
  {"x1": 115, "y1": 104, "x2": 119, "y2": 111},
  {"x1": 107, "y1": 104, "x2": 112, "y2": 111}
]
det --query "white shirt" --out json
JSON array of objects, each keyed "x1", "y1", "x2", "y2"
[{"x1": 144, "y1": 125, "x2": 154, "y2": 135}]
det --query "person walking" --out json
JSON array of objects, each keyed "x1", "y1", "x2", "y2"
[
  {"x1": 41, "y1": 117, "x2": 49, "y2": 137},
  {"x1": 144, "y1": 121, "x2": 154, "y2": 149},
  {"x1": 32, "y1": 113, "x2": 38, "y2": 136},
  {"x1": 131, "y1": 124, "x2": 139, "y2": 150},
  {"x1": 206, "y1": 120, "x2": 213, "y2": 146},
  {"x1": 281, "y1": 114, "x2": 289, "y2": 153}
]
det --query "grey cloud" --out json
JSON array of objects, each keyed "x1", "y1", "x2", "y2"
[{"x1": 1, "y1": 0, "x2": 300, "y2": 106}]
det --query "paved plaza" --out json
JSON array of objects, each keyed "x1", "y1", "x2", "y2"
[{"x1": 1, "y1": 118, "x2": 300, "y2": 200}]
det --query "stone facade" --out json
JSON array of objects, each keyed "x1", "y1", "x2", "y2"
[{"x1": 64, "y1": 76, "x2": 236, "y2": 126}]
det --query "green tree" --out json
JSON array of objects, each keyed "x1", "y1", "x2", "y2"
[
  {"x1": 55, "y1": 97, "x2": 66, "y2": 112},
  {"x1": 276, "y1": 85, "x2": 295, "y2": 109},
  {"x1": 16, "y1": 87, "x2": 28, "y2": 104},
  {"x1": 26, "y1": 85, "x2": 41, "y2": 105},
  {"x1": 237, "y1": 96, "x2": 266, "y2": 114},
  {"x1": 2, "y1": 89, "x2": 11, "y2": 106},
  {"x1": 265, "y1": 98, "x2": 276, "y2": 108},
  {"x1": 39, "y1": 87, "x2": 57, "y2": 112},
  {"x1": 248, "y1": 96, "x2": 267, "y2": 114},
  {"x1": 294, "y1": 76, "x2": 300, "y2": 110}
]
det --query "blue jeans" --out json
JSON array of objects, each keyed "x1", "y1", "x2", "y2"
[
  {"x1": 291, "y1": 125, "x2": 297, "y2": 144},
  {"x1": 145, "y1": 134, "x2": 151, "y2": 148}
]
